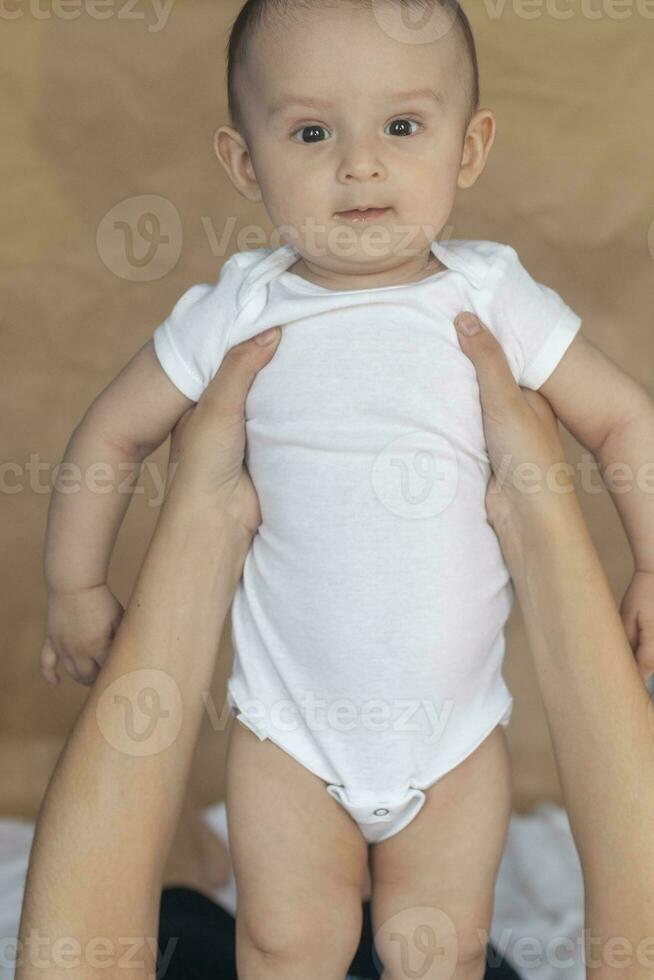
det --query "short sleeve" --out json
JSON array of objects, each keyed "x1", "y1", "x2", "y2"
[
  {"x1": 484, "y1": 246, "x2": 582, "y2": 390},
  {"x1": 152, "y1": 253, "x2": 243, "y2": 402}
]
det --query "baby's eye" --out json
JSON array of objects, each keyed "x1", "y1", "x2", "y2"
[
  {"x1": 292, "y1": 124, "x2": 331, "y2": 144},
  {"x1": 385, "y1": 118, "x2": 422, "y2": 137}
]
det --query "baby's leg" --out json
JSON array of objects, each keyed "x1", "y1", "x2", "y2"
[
  {"x1": 369, "y1": 724, "x2": 512, "y2": 980},
  {"x1": 225, "y1": 714, "x2": 369, "y2": 980}
]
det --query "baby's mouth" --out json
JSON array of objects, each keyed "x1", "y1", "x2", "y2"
[{"x1": 335, "y1": 207, "x2": 391, "y2": 222}]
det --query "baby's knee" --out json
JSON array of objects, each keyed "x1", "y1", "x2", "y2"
[
  {"x1": 237, "y1": 938, "x2": 322, "y2": 978},
  {"x1": 373, "y1": 909, "x2": 490, "y2": 980},
  {"x1": 236, "y1": 891, "x2": 363, "y2": 975}
]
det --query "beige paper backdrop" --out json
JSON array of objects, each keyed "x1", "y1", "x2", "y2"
[{"x1": 1, "y1": 0, "x2": 653, "y2": 820}]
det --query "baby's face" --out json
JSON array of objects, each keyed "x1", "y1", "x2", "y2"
[{"x1": 221, "y1": 3, "x2": 493, "y2": 279}]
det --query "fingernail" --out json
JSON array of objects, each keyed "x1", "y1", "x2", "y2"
[
  {"x1": 256, "y1": 327, "x2": 280, "y2": 345},
  {"x1": 455, "y1": 314, "x2": 480, "y2": 336}
]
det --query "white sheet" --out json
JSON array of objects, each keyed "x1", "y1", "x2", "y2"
[{"x1": 0, "y1": 802, "x2": 587, "y2": 980}]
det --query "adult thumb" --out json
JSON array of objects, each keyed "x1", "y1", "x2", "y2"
[
  {"x1": 453, "y1": 313, "x2": 523, "y2": 415},
  {"x1": 254, "y1": 326, "x2": 282, "y2": 347},
  {"x1": 199, "y1": 326, "x2": 282, "y2": 417}
]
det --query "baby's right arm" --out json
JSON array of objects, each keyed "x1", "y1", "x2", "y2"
[{"x1": 40, "y1": 339, "x2": 196, "y2": 687}]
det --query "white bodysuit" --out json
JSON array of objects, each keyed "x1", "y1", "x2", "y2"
[{"x1": 153, "y1": 238, "x2": 582, "y2": 844}]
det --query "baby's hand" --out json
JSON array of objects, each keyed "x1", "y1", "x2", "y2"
[
  {"x1": 40, "y1": 584, "x2": 125, "y2": 687},
  {"x1": 619, "y1": 570, "x2": 654, "y2": 685}
]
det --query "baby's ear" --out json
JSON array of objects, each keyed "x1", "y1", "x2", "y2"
[
  {"x1": 213, "y1": 125, "x2": 263, "y2": 204},
  {"x1": 457, "y1": 109, "x2": 496, "y2": 190}
]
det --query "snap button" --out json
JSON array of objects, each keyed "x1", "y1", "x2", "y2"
[{"x1": 373, "y1": 808, "x2": 389, "y2": 816}]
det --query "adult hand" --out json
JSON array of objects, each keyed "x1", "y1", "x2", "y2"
[
  {"x1": 453, "y1": 312, "x2": 573, "y2": 535},
  {"x1": 163, "y1": 326, "x2": 282, "y2": 540}
]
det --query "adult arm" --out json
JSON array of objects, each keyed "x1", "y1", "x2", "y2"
[
  {"x1": 16, "y1": 328, "x2": 282, "y2": 980},
  {"x1": 501, "y1": 486, "x2": 654, "y2": 970},
  {"x1": 454, "y1": 313, "x2": 654, "y2": 977}
]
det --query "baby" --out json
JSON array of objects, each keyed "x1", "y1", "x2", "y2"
[{"x1": 41, "y1": 0, "x2": 654, "y2": 977}]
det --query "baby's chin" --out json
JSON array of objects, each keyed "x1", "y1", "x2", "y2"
[
  {"x1": 279, "y1": 225, "x2": 446, "y2": 263},
  {"x1": 285, "y1": 245, "x2": 444, "y2": 290}
]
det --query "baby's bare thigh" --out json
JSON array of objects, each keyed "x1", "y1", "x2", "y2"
[
  {"x1": 225, "y1": 715, "x2": 369, "y2": 956},
  {"x1": 369, "y1": 725, "x2": 512, "y2": 970}
]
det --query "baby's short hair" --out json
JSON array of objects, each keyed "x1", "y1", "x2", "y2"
[{"x1": 226, "y1": 0, "x2": 480, "y2": 140}]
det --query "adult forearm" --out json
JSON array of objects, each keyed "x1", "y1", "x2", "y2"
[
  {"x1": 498, "y1": 494, "x2": 654, "y2": 975},
  {"x1": 43, "y1": 416, "x2": 147, "y2": 593},
  {"x1": 17, "y1": 491, "x2": 249, "y2": 979}
]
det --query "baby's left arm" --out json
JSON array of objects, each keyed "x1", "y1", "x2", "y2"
[{"x1": 537, "y1": 331, "x2": 654, "y2": 682}]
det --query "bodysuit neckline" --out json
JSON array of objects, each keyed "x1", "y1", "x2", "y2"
[
  {"x1": 234, "y1": 238, "x2": 490, "y2": 316},
  {"x1": 277, "y1": 239, "x2": 453, "y2": 297}
]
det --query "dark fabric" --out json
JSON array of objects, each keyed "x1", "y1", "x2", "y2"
[{"x1": 157, "y1": 885, "x2": 522, "y2": 979}]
